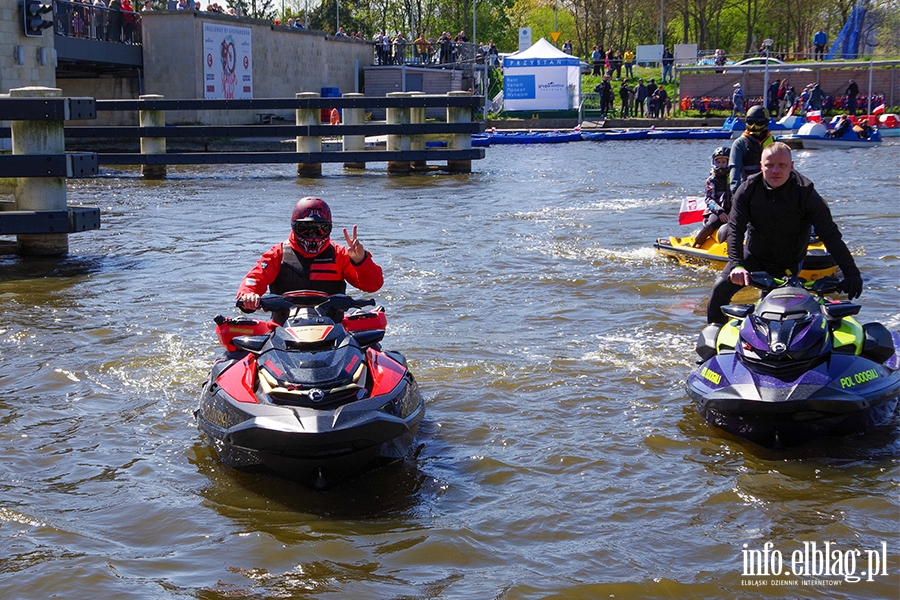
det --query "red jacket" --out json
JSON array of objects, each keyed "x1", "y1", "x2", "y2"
[{"x1": 237, "y1": 234, "x2": 383, "y2": 298}]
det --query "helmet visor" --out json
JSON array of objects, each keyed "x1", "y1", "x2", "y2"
[{"x1": 292, "y1": 221, "x2": 332, "y2": 238}]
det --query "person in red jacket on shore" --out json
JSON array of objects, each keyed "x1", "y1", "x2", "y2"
[{"x1": 237, "y1": 197, "x2": 383, "y2": 315}]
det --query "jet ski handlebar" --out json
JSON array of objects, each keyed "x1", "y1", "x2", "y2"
[
  {"x1": 748, "y1": 272, "x2": 843, "y2": 296},
  {"x1": 236, "y1": 291, "x2": 377, "y2": 314}
]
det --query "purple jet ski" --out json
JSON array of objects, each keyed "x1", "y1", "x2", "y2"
[{"x1": 687, "y1": 273, "x2": 900, "y2": 448}]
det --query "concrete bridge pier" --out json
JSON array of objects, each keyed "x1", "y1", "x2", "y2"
[
  {"x1": 11, "y1": 86, "x2": 69, "y2": 256},
  {"x1": 446, "y1": 91, "x2": 473, "y2": 173},
  {"x1": 342, "y1": 93, "x2": 366, "y2": 170},
  {"x1": 386, "y1": 92, "x2": 411, "y2": 174},
  {"x1": 139, "y1": 94, "x2": 167, "y2": 179},
  {"x1": 296, "y1": 92, "x2": 323, "y2": 177},
  {"x1": 409, "y1": 92, "x2": 427, "y2": 171}
]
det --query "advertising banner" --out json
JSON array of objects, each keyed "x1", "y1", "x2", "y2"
[
  {"x1": 203, "y1": 22, "x2": 253, "y2": 99},
  {"x1": 502, "y1": 38, "x2": 580, "y2": 111}
]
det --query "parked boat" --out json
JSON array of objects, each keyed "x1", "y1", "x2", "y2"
[
  {"x1": 777, "y1": 122, "x2": 882, "y2": 149},
  {"x1": 853, "y1": 113, "x2": 899, "y2": 138},
  {"x1": 471, "y1": 130, "x2": 583, "y2": 146},
  {"x1": 593, "y1": 129, "x2": 649, "y2": 141},
  {"x1": 722, "y1": 115, "x2": 802, "y2": 139},
  {"x1": 646, "y1": 129, "x2": 732, "y2": 140}
]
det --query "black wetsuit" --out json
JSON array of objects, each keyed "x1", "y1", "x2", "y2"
[{"x1": 706, "y1": 170, "x2": 860, "y2": 324}]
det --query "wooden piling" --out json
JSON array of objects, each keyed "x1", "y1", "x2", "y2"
[
  {"x1": 10, "y1": 86, "x2": 68, "y2": 256},
  {"x1": 446, "y1": 91, "x2": 473, "y2": 173},
  {"x1": 296, "y1": 92, "x2": 322, "y2": 177},
  {"x1": 139, "y1": 94, "x2": 167, "y2": 179},
  {"x1": 342, "y1": 93, "x2": 366, "y2": 170},
  {"x1": 386, "y1": 92, "x2": 411, "y2": 174}
]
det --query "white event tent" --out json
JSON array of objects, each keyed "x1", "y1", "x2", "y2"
[{"x1": 502, "y1": 38, "x2": 581, "y2": 111}]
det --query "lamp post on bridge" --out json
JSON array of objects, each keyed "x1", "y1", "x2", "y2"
[{"x1": 762, "y1": 38, "x2": 773, "y2": 114}]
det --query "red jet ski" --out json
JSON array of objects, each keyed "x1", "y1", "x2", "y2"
[{"x1": 195, "y1": 291, "x2": 425, "y2": 488}]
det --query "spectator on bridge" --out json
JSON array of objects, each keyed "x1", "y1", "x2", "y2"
[
  {"x1": 393, "y1": 33, "x2": 407, "y2": 65},
  {"x1": 661, "y1": 48, "x2": 674, "y2": 83},
  {"x1": 634, "y1": 78, "x2": 648, "y2": 117},
  {"x1": 487, "y1": 40, "x2": 499, "y2": 66},
  {"x1": 619, "y1": 80, "x2": 633, "y2": 118},
  {"x1": 415, "y1": 32, "x2": 428, "y2": 63},
  {"x1": 714, "y1": 49, "x2": 726, "y2": 67},
  {"x1": 106, "y1": 0, "x2": 122, "y2": 42},
  {"x1": 776, "y1": 79, "x2": 790, "y2": 117},
  {"x1": 808, "y1": 83, "x2": 825, "y2": 112},
  {"x1": 731, "y1": 83, "x2": 746, "y2": 117},
  {"x1": 121, "y1": 0, "x2": 135, "y2": 43},
  {"x1": 591, "y1": 46, "x2": 603, "y2": 76},
  {"x1": 611, "y1": 50, "x2": 622, "y2": 79},
  {"x1": 845, "y1": 79, "x2": 859, "y2": 116},
  {"x1": 652, "y1": 86, "x2": 668, "y2": 118},
  {"x1": 783, "y1": 86, "x2": 797, "y2": 114},
  {"x1": 766, "y1": 79, "x2": 780, "y2": 115},
  {"x1": 645, "y1": 78, "x2": 657, "y2": 116},
  {"x1": 813, "y1": 29, "x2": 827, "y2": 61},
  {"x1": 176, "y1": 0, "x2": 187, "y2": 8},
  {"x1": 623, "y1": 48, "x2": 634, "y2": 79},
  {"x1": 92, "y1": 0, "x2": 107, "y2": 39},
  {"x1": 439, "y1": 32, "x2": 452, "y2": 63},
  {"x1": 562, "y1": 40, "x2": 573, "y2": 55}
]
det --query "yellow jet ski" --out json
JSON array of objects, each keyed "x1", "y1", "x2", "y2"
[{"x1": 654, "y1": 234, "x2": 838, "y2": 281}]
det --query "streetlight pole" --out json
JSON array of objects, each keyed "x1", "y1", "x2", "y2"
[{"x1": 336, "y1": 0, "x2": 339, "y2": 34}]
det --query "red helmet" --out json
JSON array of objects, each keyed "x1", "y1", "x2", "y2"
[{"x1": 291, "y1": 197, "x2": 332, "y2": 256}]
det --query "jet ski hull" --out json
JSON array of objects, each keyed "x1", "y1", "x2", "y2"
[
  {"x1": 687, "y1": 336, "x2": 900, "y2": 448},
  {"x1": 197, "y1": 361, "x2": 424, "y2": 486}
]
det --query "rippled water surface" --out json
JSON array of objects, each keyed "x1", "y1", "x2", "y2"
[{"x1": 1, "y1": 139, "x2": 898, "y2": 599}]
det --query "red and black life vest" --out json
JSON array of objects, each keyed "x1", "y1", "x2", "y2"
[{"x1": 269, "y1": 242, "x2": 347, "y2": 296}]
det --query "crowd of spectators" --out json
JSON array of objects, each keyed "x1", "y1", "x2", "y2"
[
  {"x1": 54, "y1": 0, "x2": 142, "y2": 44},
  {"x1": 54, "y1": 0, "x2": 248, "y2": 44},
  {"x1": 372, "y1": 30, "x2": 496, "y2": 67}
]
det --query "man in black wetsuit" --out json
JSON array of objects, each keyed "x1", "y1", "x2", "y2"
[
  {"x1": 728, "y1": 105, "x2": 774, "y2": 195},
  {"x1": 705, "y1": 142, "x2": 863, "y2": 324}
]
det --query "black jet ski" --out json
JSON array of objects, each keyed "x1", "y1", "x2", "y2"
[
  {"x1": 195, "y1": 291, "x2": 425, "y2": 488},
  {"x1": 686, "y1": 273, "x2": 900, "y2": 448}
]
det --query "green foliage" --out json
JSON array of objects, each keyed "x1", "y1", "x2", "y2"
[{"x1": 279, "y1": 0, "x2": 900, "y2": 60}]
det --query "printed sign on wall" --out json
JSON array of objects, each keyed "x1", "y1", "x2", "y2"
[{"x1": 203, "y1": 22, "x2": 252, "y2": 99}]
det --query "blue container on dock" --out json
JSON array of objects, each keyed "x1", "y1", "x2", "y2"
[{"x1": 321, "y1": 87, "x2": 342, "y2": 122}]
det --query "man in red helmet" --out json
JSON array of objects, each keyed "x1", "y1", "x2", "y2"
[{"x1": 236, "y1": 197, "x2": 383, "y2": 311}]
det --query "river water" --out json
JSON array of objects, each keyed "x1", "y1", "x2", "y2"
[{"x1": 1, "y1": 139, "x2": 898, "y2": 599}]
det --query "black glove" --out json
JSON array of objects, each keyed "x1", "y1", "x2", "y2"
[{"x1": 841, "y1": 275, "x2": 863, "y2": 300}]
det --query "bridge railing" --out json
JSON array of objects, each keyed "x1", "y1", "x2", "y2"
[
  {"x1": 1, "y1": 90, "x2": 485, "y2": 253},
  {"x1": 0, "y1": 92, "x2": 101, "y2": 255},
  {"x1": 53, "y1": 0, "x2": 142, "y2": 45}
]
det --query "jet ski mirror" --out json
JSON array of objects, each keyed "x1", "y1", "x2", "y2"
[
  {"x1": 822, "y1": 302, "x2": 861, "y2": 320},
  {"x1": 721, "y1": 304, "x2": 753, "y2": 319},
  {"x1": 232, "y1": 335, "x2": 268, "y2": 353},
  {"x1": 811, "y1": 276, "x2": 841, "y2": 294},
  {"x1": 749, "y1": 271, "x2": 776, "y2": 290}
]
